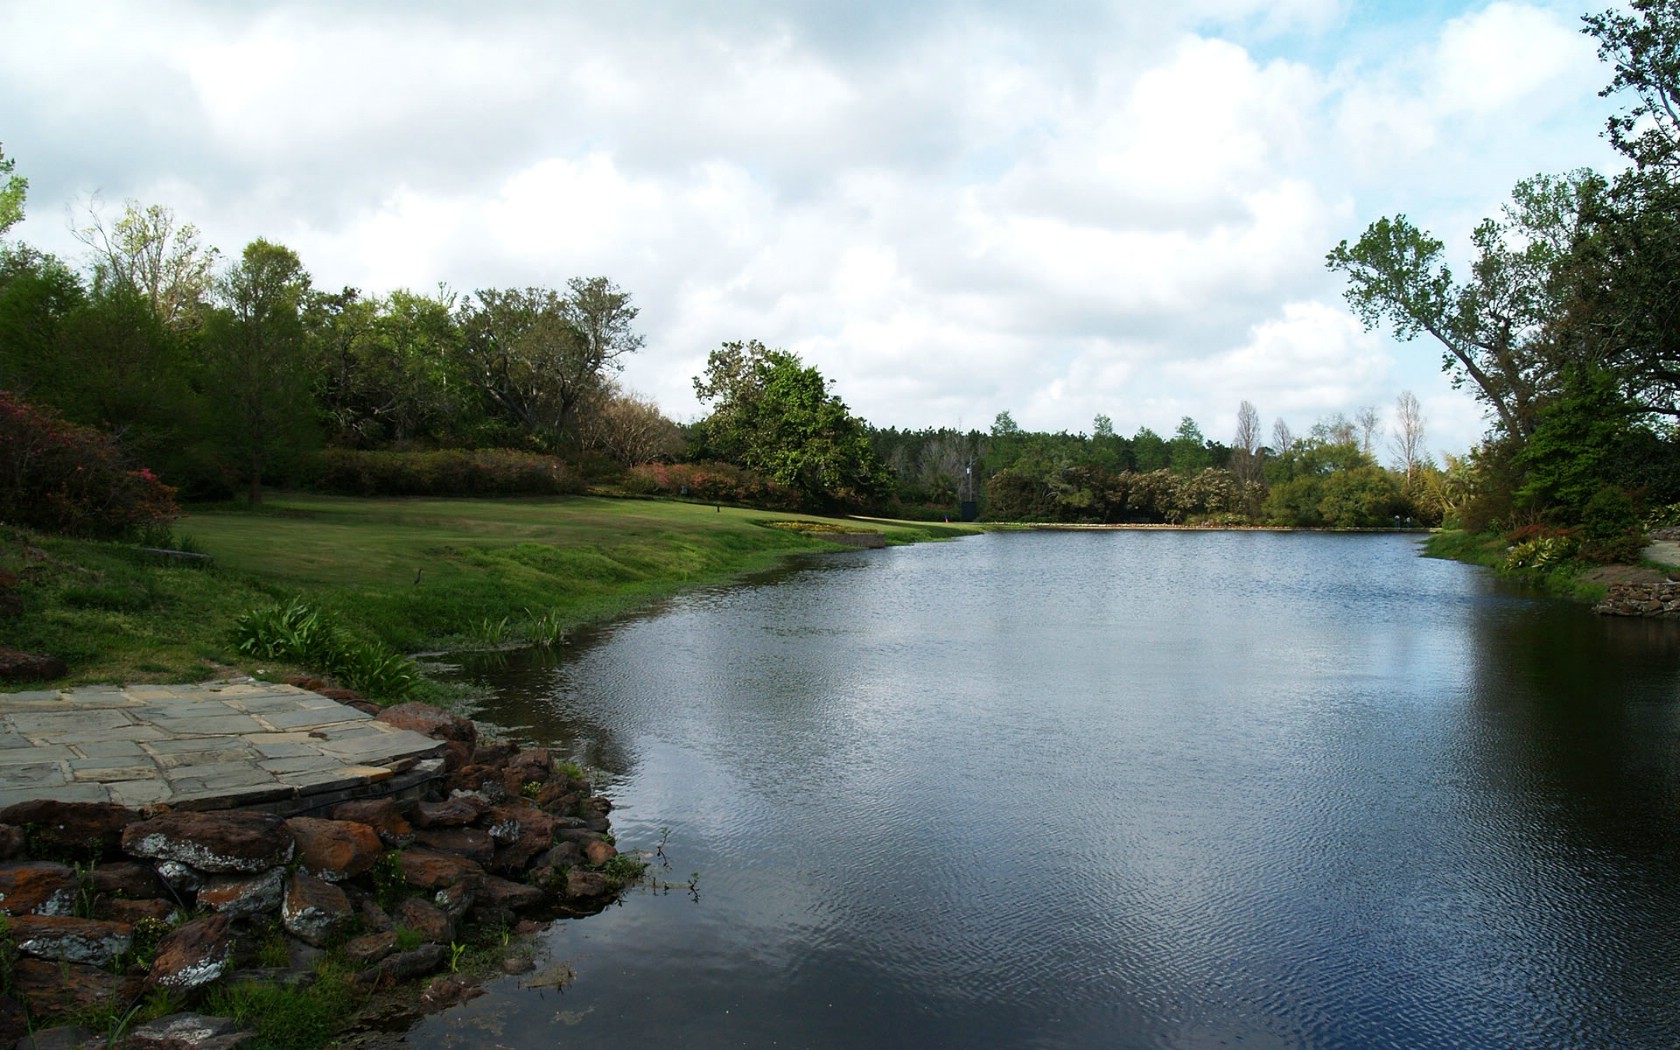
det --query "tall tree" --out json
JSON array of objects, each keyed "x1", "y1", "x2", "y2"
[
  {"x1": 203, "y1": 239, "x2": 315, "y2": 505},
  {"x1": 1389, "y1": 390, "x2": 1428, "y2": 480},
  {"x1": 1231, "y1": 400, "x2": 1265, "y2": 491},
  {"x1": 1326, "y1": 172, "x2": 1604, "y2": 441},
  {"x1": 73, "y1": 200, "x2": 218, "y2": 331},
  {"x1": 1584, "y1": 0, "x2": 1680, "y2": 172}
]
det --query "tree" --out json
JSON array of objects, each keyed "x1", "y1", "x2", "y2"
[
  {"x1": 456, "y1": 278, "x2": 641, "y2": 449},
  {"x1": 1326, "y1": 172, "x2": 1604, "y2": 441},
  {"x1": 0, "y1": 144, "x2": 26, "y2": 237},
  {"x1": 1584, "y1": 0, "x2": 1680, "y2": 171},
  {"x1": 578, "y1": 380, "x2": 684, "y2": 466},
  {"x1": 693, "y1": 340, "x2": 886, "y2": 509},
  {"x1": 72, "y1": 199, "x2": 218, "y2": 331},
  {"x1": 202, "y1": 239, "x2": 315, "y2": 505},
  {"x1": 1389, "y1": 390, "x2": 1427, "y2": 480},
  {"x1": 1270, "y1": 418, "x2": 1295, "y2": 458},
  {"x1": 1231, "y1": 401, "x2": 1263, "y2": 486}
]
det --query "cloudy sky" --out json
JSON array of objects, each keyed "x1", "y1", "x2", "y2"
[{"x1": 0, "y1": 0, "x2": 1629, "y2": 457}]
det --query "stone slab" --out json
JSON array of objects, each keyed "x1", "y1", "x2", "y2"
[{"x1": 0, "y1": 680, "x2": 444, "y2": 812}]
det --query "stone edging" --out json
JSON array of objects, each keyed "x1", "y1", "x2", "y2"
[{"x1": 0, "y1": 699, "x2": 632, "y2": 1047}]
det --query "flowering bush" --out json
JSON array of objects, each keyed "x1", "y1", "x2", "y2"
[
  {"x1": 316, "y1": 448, "x2": 583, "y2": 497},
  {"x1": 0, "y1": 390, "x2": 179, "y2": 538}
]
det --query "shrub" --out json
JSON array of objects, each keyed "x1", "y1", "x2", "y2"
[
  {"x1": 315, "y1": 448, "x2": 583, "y2": 497},
  {"x1": 1580, "y1": 485, "x2": 1644, "y2": 564},
  {"x1": 624, "y1": 461, "x2": 798, "y2": 508},
  {"x1": 0, "y1": 389, "x2": 179, "y2": 538},
  {"x1": 231, "y1": 597, "x2": 418, "y2": 700}
]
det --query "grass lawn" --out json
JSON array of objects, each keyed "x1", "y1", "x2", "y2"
[{"x1": 2, "y1": 493, "x2": 977, "y2": 689}]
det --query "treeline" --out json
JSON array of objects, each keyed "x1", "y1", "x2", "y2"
[
  {"x1": 0, "y1": 193, "x2": 679, "y2": 507},
  {"x1": 869, "y1": 403, "x2": 1450, "y2": 527}
]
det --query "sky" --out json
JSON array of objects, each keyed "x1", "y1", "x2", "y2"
[{"x1": 0, "y1": 0, "x2": 1631, "y2": 459}]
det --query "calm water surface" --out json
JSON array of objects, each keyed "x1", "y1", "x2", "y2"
[{"x1": 412, "y1": 531, "x2": 1680, "y2": 1049}]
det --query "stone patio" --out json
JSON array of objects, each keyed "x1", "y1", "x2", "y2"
[{"x1": 0, "y1": 680, "x2": 445, "y2": 814}]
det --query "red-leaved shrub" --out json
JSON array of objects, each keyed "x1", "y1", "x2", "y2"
[
  {"x1": 624, "y1": 461, "x2": 799, "y2": 509},
  {"x1": 0, "y1": 390, "x2": 179, "y2": 538}
]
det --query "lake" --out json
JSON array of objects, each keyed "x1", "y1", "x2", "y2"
[{"x1": 411, "y1": 530, "x2": 1680, "y2": 1049}]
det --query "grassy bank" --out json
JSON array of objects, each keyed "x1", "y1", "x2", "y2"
[
  {"x1": 1423, "y1": 528, "x2": 1619, "y2": 603},
  {"x1": 1, "y1": 494, "x2": 977, "y2": 690}
]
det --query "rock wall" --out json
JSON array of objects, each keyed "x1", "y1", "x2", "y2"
[
  {"x1": 1596, "y1": 581, "x2": 1680, "y2": 618},
  {"x1": 0, "y1": 701, "x2": 632, "y2": 1046}
]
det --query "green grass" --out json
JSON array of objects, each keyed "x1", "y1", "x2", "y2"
[
  {"x1": 1, "y1": 494, "x2": 977, "y2": 689},
  {"x1": 1423, "y1": 528, "x2": 1610, "y2": 603}
]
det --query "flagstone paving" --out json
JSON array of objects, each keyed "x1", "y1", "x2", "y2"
[{"x1": 0, "y1": 680, "x2": 445, "y2": 813}]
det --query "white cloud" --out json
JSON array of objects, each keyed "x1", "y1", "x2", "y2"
[{"x1": 0, "y1": 0, "x2": 1624, "y2": 455}]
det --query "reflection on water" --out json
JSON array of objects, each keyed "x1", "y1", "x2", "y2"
[{"x1": 413, "y1": 532, "x2": 1680, "y2": 1050}]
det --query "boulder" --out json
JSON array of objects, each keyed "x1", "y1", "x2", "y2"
[
  {"x1": 123, "y1": 1012, "x2": 254, "y2": 1050},
  {"x1": 411, "y1": 796, "x2": 488, "y2": 829},
  {"x1": 564, "y1": 869, "x2": 613, "y2": 900},
  {"x1": 376, "y1": 703, "x2": 476, "y2": 745},
  {"x1": 584, "y1": 840, "x2": 618, "y2": 867},
  {"x1": 0, "y1": 824, "x2": 24, "y2": 861},
  {"x1": 411, "y1": 827, "x2": 494, "y2": 866},
  {"x1": 197, "y1": 867, "x2": 286, "y2": 919},
  {"x1": 396, "y1": 847, "x2": 484, "y2": 891},
  {"x1": 0, "y1": 800, "x2": 136, "y2": 860},
  {"x1": 281, "y1": 872, "x2": 354, "y2": 947},
  {"x1": 153, "y1": 860, "x2": 202, "y2": 896},
  {"x1": 286, "y1": 817, "x2": 382, "y2": 882},
  {"x1": 328, "y1": 799, "x2": 414, "y2": 847},
  {"x1": 88, "y1": 860, "x2": 165, "y2": 899},
  {"x1": 147, "y1": 914, "x2": 234, "y2": 992},
  {"x1": 9, "y1": 915, "x2": 133, "y2": 966},
  {"x1": 419, "y1": 973, "x2": 484, "y2": 1012},
  {"x1": 122, "y1": 811, "x2": 294, "y2": 874},
  {"x1": 12, "y1": 959, "x2": 140, "y2": 1023},
  {"x1": 393, "y1": 897, "x2": 453, "y2": 945},
  {"x1": 350, "y1": 943, "x2": 447, "y2": 990},
  {"x1": 101, "y1": 897, "x2": 176, "y2": 925},
  {"x1": 0, "y1": 861, "x2": 77, "y2": 916},
  {"x1": 433, "y1": 879, "x2": 477, "y2": 920},
  {"x1": 343, "y1": 930, "x2": 399, "y2": 966},
  {"x1": 0, "y1": 648, "x2": 67, "y2": 683},
  {"x1": 504, "y1": 747, "x2": 553, "y2": 786},
  {"x1": 472, "y1": 875, "x2": 543, "y2": 918}
]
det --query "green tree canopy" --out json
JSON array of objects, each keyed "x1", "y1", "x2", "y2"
[{"x1": 693, "y1": 340, "x2": 886, "y2": 509}]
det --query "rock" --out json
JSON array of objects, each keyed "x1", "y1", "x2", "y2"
[
  {"x1": 343, "y1": 930, "x2": 399, "y2": 965},
  {"x1": 411, "y1": 827, "x2": 493, "y2": 866},
  {"x1": 484, "y1": 802, "x2": 554, "y2": 845},
  {"x1": 88, "y1": 860, "x2": 164, "y2": 899},
  {"x1": 441, "y1": 739, "x2": 473, "y2": 773},
  {"x1": 9, "y1": 1024, "x2": 101, "y2": 1050},
  {"x1": 123, "y1": 1012, "x2": 254, "y2": 1050},
  {"x1": 0, "y1": 995, "x2": 25, "y2": 1048},
  {"x1": 471, "y1": 741, "x2": 518, "y2": 766},
  {"x1": 122, "y1": 811, "x2": 295, "y2": 874},
  {"x1": 282, "y1": 872, "x2": 354, "y2": 947},
  {"x1": 350, "y1": 943, "x2": 447, "y2": 990},
  {"x1": 375, "y1": 703, "x2": 476, "y2": 746},
  {"x1": 9, "y1": 915, "x2": 133, "y2": 966},
  {"x1": 198, "y1": 867, "x2": 286, "y2": 918},
  {"x1": 419, "y1": 973, "x2": 484, "y2": 1012},
  {"x1": 0, "y1": 824, "x2": 23, "y2": 861},
  {"x1": 0, "y1": 800, "x2": 136, "y2": 861},
  {"x1": 328, "y1": 799, "x2": 414, "y2": 848},
  {"x1": 100, "y1": 897, "x2": 175, "y2": 925},
  {"x1": 584, "y1": 840, "x2": 618, "y2": 867},
  {"x1": 147, "y1": 914, "x2": 234, "y2": 992},
  {"x1": 543, "y1": 841, "x2": 583, "y2": 869},
  {"x1": 393, "y1": 897, "x2": 453, "y2": 944},
  {"x1": 0, "y1": 861, "x2": 77, "y2": 916},
  {"x1": 433, "y1": 879, "x2": 476, "y2": 920},
  {"x1": 504, "y1": 748, "x2": 552, "y2": 786},
  {"x1": 564, "y1": 869, "x2": 613, "y2": 900},
  {"x1": 13, "y1": 958, "x2": 141, "y2": 1021},
  {"x1": 153, "y1": 860, "x2": 202, "y2": 896},
  {"x1": 472, "y1": 876, "x2": 543, "y2": 918},
  {"x1": 396, "y1": 847, "x2": 484, "y2": 891},
  {"x1": 315, "y1": 687, "x2": 363, "y2": 703},
  {"x1": 286, "y1": 817, "x2": 382, "y2": 882},
  {"x1": 0, "y1": 648, "x2": 66, "y2": 683},
  {"x1": 351, "y1": 889, "x2": 393, "y2": 933},
  {"x1": 411, "y1": 796, "x2": 488, "y2": 828}
]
